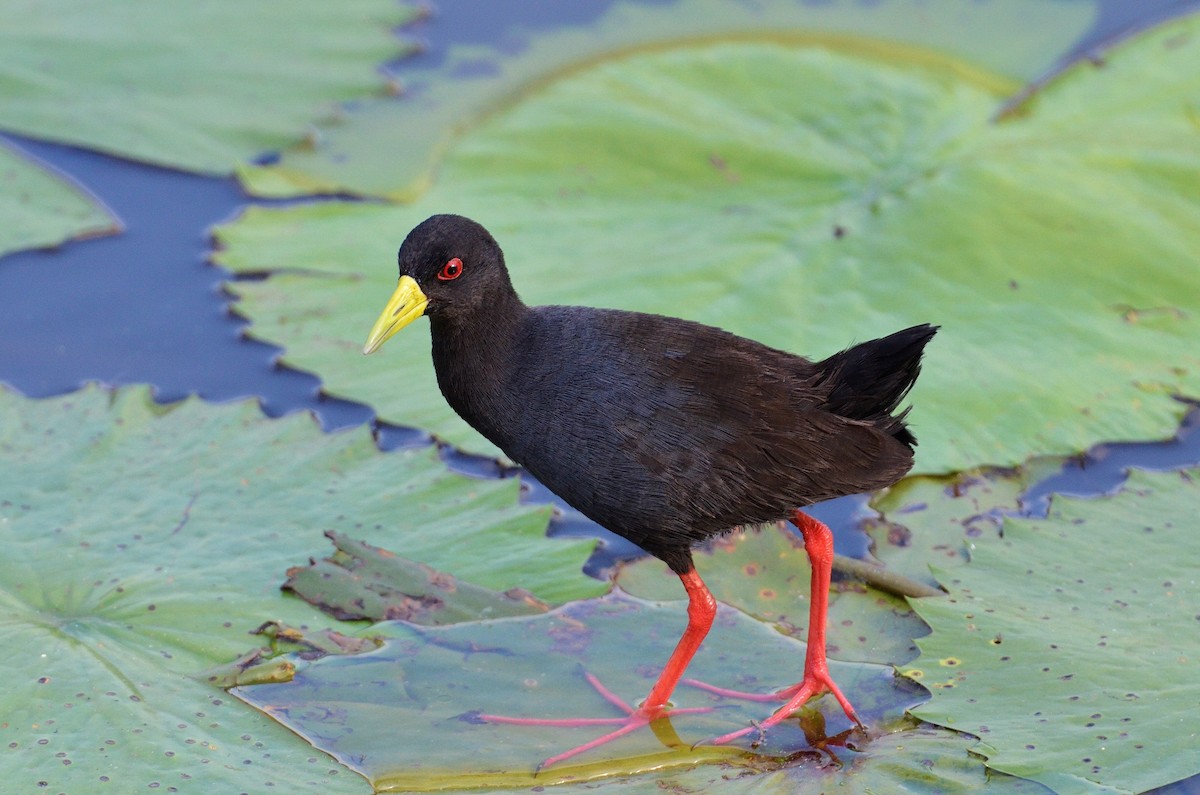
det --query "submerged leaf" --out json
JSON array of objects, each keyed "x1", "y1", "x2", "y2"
[
  {"x1": 218, "y1": 18, "x2": 1200, "y2": 472},
  {"x1": 284, "y1": 530, "x2": 550, "y2": 622},
  {"x1": 903, "y1": 469, "x2": 1200, "y2": 794}
]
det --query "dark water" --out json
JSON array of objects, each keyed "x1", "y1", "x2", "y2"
[{"x1": 2, "y1": 2, "x2": 1198, "y2": 792}]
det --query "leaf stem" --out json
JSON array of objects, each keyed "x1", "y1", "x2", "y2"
[{"x1": 832, "y1": 554, "x2": 943, "y2": 599}]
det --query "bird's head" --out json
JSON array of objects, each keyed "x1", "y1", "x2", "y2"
[{"x1": 363, "y1": 214, "x2": 513, "y2": 354}]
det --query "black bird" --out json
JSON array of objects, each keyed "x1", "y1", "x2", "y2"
[{"x1": 364, "y1": 214, "x2": 936, "y2": 767}]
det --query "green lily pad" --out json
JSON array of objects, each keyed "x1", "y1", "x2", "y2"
[
  {"x1": 902, "y1": 469, "x2": 1200, "y2": 794},
  {"x1": 867, "y1": 460, "x2": 1066, "y2": 588},
  {"x1": 235, "y1": 593, "x2": 938, "y2": 791},
  {"x1": 239, "y1": 0, "x2": 1092, "y2": 199},
  {"x1": 0, "y1": 384, "x2": 586, "y2": 791},
  {"x1": 620, "y1": 459, "x2": 1072, "y2": 669},
  {"x1": 0, "y1": 140, "x2": 119, "y2": 257},
  {"x1": 0, "y1": 0, "x2": 421, "y2": 174},
  {"x1": 217, "y1": 17, "x2": 1200, "y2": 472},
  {"x1": 617, "y1": 525, "x2": 930, "y2": 666},
  {"x1": 283, "y1": 530, "x2": 550, "y2": 622}
]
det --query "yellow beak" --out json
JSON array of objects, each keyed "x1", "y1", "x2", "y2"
[{"x1": 362, "y1": 275, "x2": 429, "y2": 354}]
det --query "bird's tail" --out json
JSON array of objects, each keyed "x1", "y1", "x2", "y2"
[{"x1": 816, "y1": 324, "x2": 938, "y2": 448}]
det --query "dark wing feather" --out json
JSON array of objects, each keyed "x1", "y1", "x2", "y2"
[{"x1": 491, "y1": 307, "x2": 922, "y2": 571}]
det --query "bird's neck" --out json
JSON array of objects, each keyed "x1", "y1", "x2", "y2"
[
  {"x1": 429, "y1": 289, "x2": 529, "y2": 353},
  {"x1": 429, "y1": 293, "x2": 531, "y2": 451}
]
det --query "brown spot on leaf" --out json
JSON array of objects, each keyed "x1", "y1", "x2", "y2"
[
  {"x1": 709, "y1": 153, "x2": 741, "y2": 183},
  {"x1": 886, "y1": 522, "x2": 912, "y2": 547},
  {"x1": 1164, "y1": 32, "x2": 1191, "y2": 49},
  {"x1": 382, "y1": 594, "x2": 444, "y2": 621}
]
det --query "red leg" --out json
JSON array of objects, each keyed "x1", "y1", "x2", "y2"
[
  {"x1": 642, "y1": 568, "x2": 718, "y2": 712},
  {"x1": 479, "y1": 567, "x2": 718, "y2": 769},
  {"x1": 699, "y1": 510, "x2": 862, "y2": 746}
]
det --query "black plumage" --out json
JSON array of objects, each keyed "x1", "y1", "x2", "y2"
[
  {"x1": 364, "y1": 213, "x2": 937, "y2": 765},
  {"x1": 383, "y1": 214, "x2": 931, "y2": 573}
]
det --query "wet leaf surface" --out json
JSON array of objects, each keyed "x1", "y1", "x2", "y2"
[
  {"x1": 903, "y1": 469, "x2": 1200, "y2": 793},
  {"x1": 417, "y1": 724, "x2": 1053, "y2": 794},
  {"x1": 284, "y1": 530, "x2": 550, "y2": 622},
  {"x1": 218, "y1": 16, "x2": 1200, "y2": 472},
  {"x1": 0, "y1": 384, "x2": 574, "y2": 792},
  {"x1": 233, "y1": 592, "x2": 1001, "y2": 792},
  {"x1": 0, "y1": 0, "x2": 421, "y2": 174},
  {"x1": 398, "y1": 730, "x2": 1046, "y2": 795}
]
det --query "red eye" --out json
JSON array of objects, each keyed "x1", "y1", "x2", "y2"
[{"x1": 437, "y1": 257, "x2": 464, "y2": 281}]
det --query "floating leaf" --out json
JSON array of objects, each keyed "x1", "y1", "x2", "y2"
[
  {"x1": 284, "y1": 530, "x2": 550, "y2": 622},
  {"x1": 619, "y1": 460, "x2": 1071, "y2": 669},
  {"x1": 235, "y1": 593, "x2": 936, "y2": 792},
  {"x1": 0, "y1": 1, "x2": 421, "y2": 174},
  {"x1": 0, "y1": 384, "x2": 581, "y2": 791},
  {"x1": 867, "y1": 460, "x2": 1066, "y2": 588},
  {"x1": 903, "y1": 469, "x2": 1200, "y2": 794},
  {"x1": 239, "y1": 0, "x2": 1091, "y2": 199},
  {"x1": 0, "y1": 140, "x2": 119, "y2": 257},
  {"x1": 217, "y1": 18, "x2": 1200, "y2": 471}
]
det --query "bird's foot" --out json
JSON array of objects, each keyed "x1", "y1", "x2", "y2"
[
  {"x1": 473, "y1": 669, "x2": 713, "y2": 771},
  {"x1": 686, "y1": 667, "x2": 862, "y2": 747}
]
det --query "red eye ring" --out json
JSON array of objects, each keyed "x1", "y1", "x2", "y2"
[{"x1": 438, "y1": 257, "x2": 464, "y2": 281}]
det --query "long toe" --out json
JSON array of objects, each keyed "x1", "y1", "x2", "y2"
[
  {"x1": 700, "y1": 670, "x2": 861, "y2": 747},
  {"x1": 535, "y1": 716, "x2": 651, "y2": 771},
  {"x1": 682, "y1": 677, "x2": 788, "y2": 703},
  {"x1": 475, "y1": 669, "x2": 716, "y2": 770}
]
